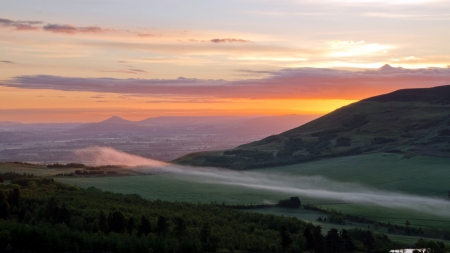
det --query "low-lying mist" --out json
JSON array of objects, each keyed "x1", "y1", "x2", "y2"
[
  {"x1": 76, "y1": 146, "x2": 450, "y2": 217},
  {"x1": 75, "y1": 146, "x2": 167, "y2": 168}
]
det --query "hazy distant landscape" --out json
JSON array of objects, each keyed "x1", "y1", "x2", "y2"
[{"x1": 0, "y1": 115, "x2": 318, "y2": 163}]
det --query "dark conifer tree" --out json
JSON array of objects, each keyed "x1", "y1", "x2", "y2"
[
  {"x1": 313, "y1": 225, "x2": 325, "y2": 253},
  {"x1": 127, "y1": 216, "x2": 135, "y2": 234},
  {"x1": 99, "y1": 210, "x2": 108, "y2": 233},
  {"x1": 155, "y1": 215, "x2": 169, "y2": 237},
  {"x1": 201, "y1": 223, "x2": 211, "y2": 244},
  {"x1": 325, "y1": 228, "x2": 343, "y2": 253},
  {"x1": 279, "y1": 225, "x2": 293, "y2": 252},
  {"x1": 108, "y1": 211, "x2": 126, "y2": 233},
  {"x1": 303, "y1": 225, "x2": 315, "y2": 251},
  {"x1": 0, "y1": 189, "x2": 10, "y2": 219},
  {"x1": 174, "y1": 217, "x2": 186, "y2": 239},
  {"x1": 340, "y1": 229, "x2": 355, "y2": 252},
  {"x1": 362, "y1": 230, "x2": 376, "y2": 252},
  {"x1": 7, "y1": 188, "x2": 20, "y2": 206},
  {"x1": 138, "y1": 215, "x2": 152, "y2": 236}
]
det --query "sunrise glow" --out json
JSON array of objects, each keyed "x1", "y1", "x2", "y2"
[{"x1": 1, "y1": 0, "x2": 450, "y2": 122}]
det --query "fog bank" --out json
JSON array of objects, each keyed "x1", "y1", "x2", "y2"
[{"x1": 76, "y1": 146, "x2": 450, "y2": 217}]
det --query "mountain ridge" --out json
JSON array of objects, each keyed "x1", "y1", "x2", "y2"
[
  {"x1": 173, "y1": 85, "x2": 450, "y2": 169},
  {"x1": 68, "y1": 115, "x2": 319, "y2": 136}
]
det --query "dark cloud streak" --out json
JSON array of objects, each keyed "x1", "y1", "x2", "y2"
[
  {"x1": 43, "y1": 24, "x2": 109, "y2": 34},
  {"x1": 0, "y1": 18, "x2": 42, "y2": 30},
  {"x1": 99, "y1": 69, "x2": 147, "y2": 74},
  {"x1": 3, "y1": 65, "x2": 450, "y2": 100},
  {"x1": 210, "y1": 38, "x2": 251, "y2": 43}
]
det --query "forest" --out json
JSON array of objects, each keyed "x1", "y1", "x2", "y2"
[{"x1": 0, "y1": 172, "x2": 447, "y2": 253}]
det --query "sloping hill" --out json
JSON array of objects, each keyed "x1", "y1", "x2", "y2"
[
  {"x1": 173, "y1": 85, "x2": 450, "y2": 169},
  {"x1": 70, "y1": 116, "x2": 144, "y2": 134}
]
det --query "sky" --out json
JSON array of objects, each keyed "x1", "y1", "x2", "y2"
[{"x1": 1, "y1": 0, "x2": 450, "y2": 123}]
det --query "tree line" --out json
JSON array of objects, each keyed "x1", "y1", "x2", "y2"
[{"x1": 0, "y1": 172, "x2": 443, "y2": 253}]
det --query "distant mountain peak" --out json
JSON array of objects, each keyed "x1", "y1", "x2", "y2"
[
  {"x1": 379, "y1": 64, "x2": 394, "y2": 71},
  {"x1": 101, "y1": 116, "x2": 130, "y2": 124}
]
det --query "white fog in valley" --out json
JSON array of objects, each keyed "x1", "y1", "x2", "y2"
[{"x1": 76, "y1": 146, "x2": 450, "y2": 218}]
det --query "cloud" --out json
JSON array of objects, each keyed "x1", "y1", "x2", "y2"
[
  {"x1": 246, "y1": 10, "x2": 328, "y2": 17},
  {"x1": 99, "y1": 69, "x2": 147, "y2": 74},
  {"x1": 3, "y1": 65, "x2": 450, "y2": 100},
  {"x1": 137, "y1": 33, "x2": 156, "y2": 37},
  {"x1": 144, "y1": 98, "x2": 232, "y2": 104},
  {"x1": 1, "y1": 17, "x2": 120, "y2": 35},
  {"x1": 129, "y1": 68, "x2": 147, "y2": 73},
  {"x1": 189, "y1": 39, "x2": 207, "y2": 43},
  {"x1": 188, "y1": 38, "x2": 252, "y2": 44},
  {"x1": 325, "y1": 0, "x2": 444, "y2": 5},
  {"x1": 234, "y1": 69, "x2": 276, "y2": 77},
  {"x1": 0, "y1": 18, "x2": 42, "y2": 31},
  {"x1": 0, "y1": 60, "x2": 15, "y2": 64},
  {"x1": 43, "y1": 24, "x2": 109, "y2": 34},
  {"x1": 237, "y1": 69, "x2": 275, "y2": 74},
  {"x1": 362, "y1": 12, "x2": 450, "y2": 20},
  {"x1": 210, "y1": 38, "x2": 251, "y2": 43}
]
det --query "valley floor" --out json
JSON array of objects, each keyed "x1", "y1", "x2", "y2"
[{"x1": 1, "y1": 153, "x2": 450, "y2": 246}]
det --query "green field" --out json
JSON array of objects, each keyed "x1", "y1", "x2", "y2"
[
  {"x1": 56, "y1": 153, "x2": 450, "y2": 230},
  {"x1": 54, "y1": 153, "x2": 450, "y2": 203},
  {"x1": 260, "y1": 153, "x2": 450, "y2": 197},
  {"x1": 0, "y1": 163, "x2": 72, "y2": 176},
  {"x1": 57, "y1": 173, "x2": 290, "y2": 205},
  {"x1": 2, "y1": 153, "x2": 450, "y2": 241}
]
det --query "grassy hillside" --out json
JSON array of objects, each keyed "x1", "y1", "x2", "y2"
[{"x1": 174, "y1": 85, "x2": 450, "y2": 169}]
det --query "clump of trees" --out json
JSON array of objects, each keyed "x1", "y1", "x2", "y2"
[
  {"x1": 74, "y1": 170, "x2": 106, "y2": 175},
  {"x1": 415, "y1": 238, "x2": 447, "y2": 253},
  {"x1": 277, "y1": 197, "x2": 302, "y2": 208},
  {"x1": 47, "y1": 163, "x2": 87, "y2": 168},
  {"x1": 277, "y1": 137, "x2": 305, "y2": 158}
]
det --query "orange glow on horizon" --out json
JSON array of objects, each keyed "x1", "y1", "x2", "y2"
[{"x1": 0, "y1": 87, "x2": 356, "y2": 123}]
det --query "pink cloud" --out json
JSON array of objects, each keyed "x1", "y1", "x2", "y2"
[
  {"x1": 3, "y1": 65, "x2": 450, "y2": 100},
  {"x1": 0, "y1": 18, "x2": 42, "y2": 31},
  {"x1": 43, "y1": 24, "x2": 108, "y2": 34},
  {"x1": 137, "y1": 33, "x2": 156, "y2": 37},
  {"x1": 99, "y1": 69, "x2": 147, "y2": 74},
  {"x1": 210, "y1": 38, "x2": 251, "y2": 43}
]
